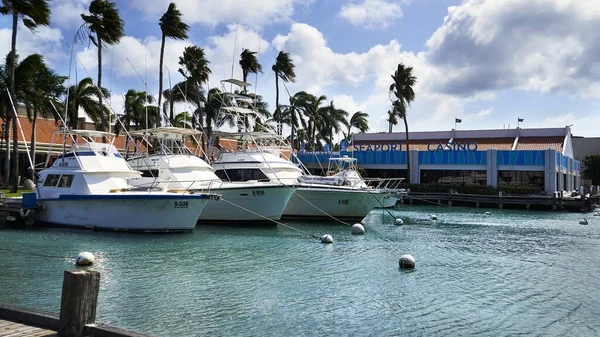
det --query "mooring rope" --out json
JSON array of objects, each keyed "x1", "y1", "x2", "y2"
[
  {"x1": 402, "y1": 195, "x2": 452, "y2": 207},
  {"x1": 219, "y1": 198, "x2": 321, "y2": 240}
]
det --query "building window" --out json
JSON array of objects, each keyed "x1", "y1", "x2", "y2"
[
  {"x1": 43, "y1": 174, "x2": 61, "y2": 187},
  {"x1": 498, "y1": 171, "x2": 544, "y2": 187},
  {"x1": 420, "y1": 170, "x2": 487, "y2": 185}
]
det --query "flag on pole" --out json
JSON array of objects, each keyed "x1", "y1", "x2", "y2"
[
  {"x1": 518, "y1": 118, "x2": 524, "y2": 122},
  {"x1": 455, "y1": 118, "x2": 462, "y2": 123}
]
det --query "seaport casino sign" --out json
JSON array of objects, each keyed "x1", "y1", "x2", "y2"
[{"x1": 351, "y1": 142, "x2": 479, "y2": 151}]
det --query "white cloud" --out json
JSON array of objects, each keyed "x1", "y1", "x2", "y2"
[
  {"x1": 425, "y1": 0, "x2": 600, "y2": 97},
  {"x1": 464, "y1": 108, "x2": 492, "y2": 121},
  {"x1": 51, "y1": 0, "x2": 91, "y2": 28},
  {"x1": 0, "y1": 23, "x2": 65, "y2": 69},
  {"x1": 339, "y1": 0, "x2": 403, "y2": 29},
  {"x1": 128, "y1": 0, "x2": 309, "y2": 27}
]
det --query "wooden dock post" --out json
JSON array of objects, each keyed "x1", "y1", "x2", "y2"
[{"x1": 58, "y1": 270, "x2": 100, "y2": 337}]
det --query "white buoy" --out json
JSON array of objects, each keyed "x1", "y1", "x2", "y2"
[
  {"x1": 579, "y1": 219, "x2": 588, "y2": 225},
  {"x1": 399, "y1": 254, "x2": 415, "y2": 269},
  {"x1": 351, "y1": 223, "x2": 365, "y2": 234},
  {"x1": 76, "y1": 252, "x2": 95, "y2": 266},
  {"x1": 593, "y1": 212, "x2": 600, "y2": 217},
  {"x1": 321, "y1": 234, "x2": 334, "y2": 243},
  {"x1": 485, "y1": 212, "x2": 491, "y2": 216},
  {"x1": 430, "y1": 215, "x2": 438, "y2": 220},
  {"x1": 394, "y1": 218, "x2": 404, "y2": 226}
]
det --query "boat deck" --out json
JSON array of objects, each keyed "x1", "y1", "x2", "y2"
[{"x1": 0, "y1": 319, "x2": 57, "y2": 337}]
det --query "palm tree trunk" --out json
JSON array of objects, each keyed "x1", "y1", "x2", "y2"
[
  {"x1": 30, "y1": 111, "x2": 37, "y2": 180},
  {"x1": 4, "y1": 118, "x2": 10, "y2": 189},
  {"x1": 10, "y1": 13, "x2": 19, "y2": 193},
  {"x1": 97, "y1": 37, "x2": 106, "y2": 131},
  {"x1": 290, "y1": 110, "x2": 295, "y2": 150},
  {"x1": 275, "y1": 72, "x2": 280, "y2": 135},
  {"x1": 388, "y1": 121, "x2": 392, "y2": 133},
  {"x1": 242, "y1": 70, "x2": 248, "y2": 94},
  {"x1": 159, "y1": 34, "x2": 167, "y2": 124},
  {"x1": 403, "y1": 116, "x2": 410, "y2": 184}
]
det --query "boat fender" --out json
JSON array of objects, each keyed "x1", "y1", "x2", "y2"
[
  {"x1": 351, "y1": 223, "x2": 365, "y2": 234},
  {"x1": 19, "y1": 208, "x2": 32, "y2": 218},
  {"x1": 75, "y1": 252, "x2": 95, "y2": 266},
  {"x1": 320, "y1": 234, "x2": 334, "y2": 243},
  {"x1": 399, "y1": 254, "x2": 415, "y2": 269}
]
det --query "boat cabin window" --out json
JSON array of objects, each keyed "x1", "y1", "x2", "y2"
[
  {"x1": 58, "y1": 175, "x2": 74, "y2": 188},
  {"x1": 140, "y1": 170, "x2": 159, "y2": 178},
  {"x1": 214, "y1": 169, "x2": 269, "y2": 182},
  {"x1": 43, "y1": 174, "x2": 74, "y2": 188},
  {"x1": 43, "y1": 174, "x2": 61, "y2": 187}
]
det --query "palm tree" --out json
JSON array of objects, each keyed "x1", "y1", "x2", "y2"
[
  {"x1": 117, "y1": 89, "x2": 159, "y2": 135},
  {"x1": 65, "y1": 77, "x2": 111, "y2": 130},
  {"x1": 18, "y1": 54, "x2": 66, "y2": 178},
  {"x1": 172, "y1": 111, "x2": 193, "y2": 129},
  {"x1": 158, "y1": 3, "x2": 189, "y2": 125},
  {"x1": 386, "y1": 110, "x2": 397, "y2": 133},
  {"x1": 239, "y1": 49, "x2": 262, "y2": 93},
  {"x1": 80, "y1": 0, "x2": 124, "y2": 131},
  {"x1": 346, "y1": 111, "x2": 369, "y2": 139},
  {"x1": 389, "y1": 63, "x2": 416, "y2": 183},
  {"x1": 281, "y1": 93, "x2": 304, "y2": 150},
  {"x1": 162, "y1": 78, "x2": 205, "y2": 129},
  {"x1": 316, "y1": 101, "x2": 348, "y2": 149},
  {"x1": 272, "y1": 51, "x2": 296, "y2": 135},
  {"x1": 1, "y1": 0, "x2": 51, "y2": 191},
  {"x1": 177, "y1": 45, "x2": 210, "y2": 148},
  {"x1": 294, "y1": 91, "x2": 327, "y2": 151}
]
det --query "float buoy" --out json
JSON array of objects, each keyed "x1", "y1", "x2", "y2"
[
  {"x1": 485, "y1": 212, "x2": 491, "y2": 216},
  {"x1": 394, "y1": 218, "x2": 404, "y2": 226},
  {"x1": 399, "y1": 254, "x2": 415, "y2": 269},
  {"x1": 593, "y1": 212, "x2": 600, "y2": 217},
  {"x1": 579, "y1": 219, "x2": 588, "y2": 225},
  {"x1": 430, "y1": 215, "x2": 438, "y2": 220},
  {"x1": 320, "y1": 234, "x2": 334, "y2": 243},
  {"x1": 351, "y1": 223, "x2": 365, "y2": 234},
  {"x1": 75, "y1": 252, "x2": 95, "y2": 266}
]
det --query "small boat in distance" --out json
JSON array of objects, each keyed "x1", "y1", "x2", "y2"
[{"x1": 34, "y1": 129, "x2": 219, "y2": 232}]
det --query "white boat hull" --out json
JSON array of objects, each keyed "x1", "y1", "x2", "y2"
[
  {"x1": 199, "y1": 185, "x2": 295, "y2": 224},
  {"x1": 283, "y1": 187, "x2": 395, "y2": 220},
  {"x1": 35, "y1": 194, "x2": 213, "y2": 232}
]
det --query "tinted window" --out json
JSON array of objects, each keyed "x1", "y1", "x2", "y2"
[
  {"x1": 141, "y1": 170, "x2": 159, "y2": 178},
  {"x1": 214, "y1": 169, "x2": 269, "y2": 182},
  {"x1": 58, "y1": 175, "x2": 74, "y2": 188},
  {"x1": 43, "y1": 174, "x2": 61, "y2": 187}
]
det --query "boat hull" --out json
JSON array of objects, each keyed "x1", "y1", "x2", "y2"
[
  {"x1": 199, "y1": 185, "x2": 295, "y2": 224},
  {"x1": 282, "y1": 187, "x2": 395, "y2": 221},
  {"x1": 35, "y1": 194, "x2": 213, "y2": 232}
]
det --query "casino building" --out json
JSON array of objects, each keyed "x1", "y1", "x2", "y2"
[{"x1": 297, "y1": 127, "x2": 581, "y2": 195}]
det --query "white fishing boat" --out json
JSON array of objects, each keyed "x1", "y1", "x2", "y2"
[
  {"x1": 211, "y1": 132, "x2": 403, "y2": 221},
  {"x1": 34, "y1": 129, "x2": 219, "y2": 232},
  {"x1": 125, "y1": 127, "x2": 296, "y2": 224}
]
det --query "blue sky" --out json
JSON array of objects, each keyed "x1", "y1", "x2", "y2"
[{"x1": 1, "y1": 0, "x2": 599, "y2": 138}]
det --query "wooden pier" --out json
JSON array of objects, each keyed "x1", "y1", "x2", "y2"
[
  {"x1": 403, "y1": 192, "x2": 593, "y2": 212},
  {"x1": 0, "y1": 270, "x2": 154, "y2": 337}
]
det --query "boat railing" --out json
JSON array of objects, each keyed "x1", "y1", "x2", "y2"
[{"x1": 363, "y1": 177, "x2": 407, "y2": 194}]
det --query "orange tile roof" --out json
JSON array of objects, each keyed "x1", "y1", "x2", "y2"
[
  {"x1": 516, "y1": 136, "x2": 564, "y2": 150},
  {"x1": 452, "y1": 138, "x2": 514, "y2": 150}
]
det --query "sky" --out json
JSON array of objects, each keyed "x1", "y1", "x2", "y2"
[{"x1": 0, "y1": 0, "x2": 599, "y2": 139}]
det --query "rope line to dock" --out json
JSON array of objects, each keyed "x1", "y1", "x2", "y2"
[
  {"x1": 219, "y1": 198, "x2": 321, "y2": 240},
  {"x1": 0, "y1": 247, "x2": 73, "y2": 260}
]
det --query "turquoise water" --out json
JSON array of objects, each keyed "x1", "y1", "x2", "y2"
[{"x1": 1, "y1": 206, "x2": 600, "y2": 336}]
